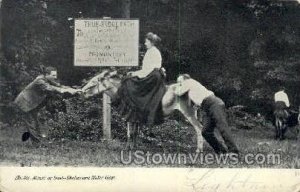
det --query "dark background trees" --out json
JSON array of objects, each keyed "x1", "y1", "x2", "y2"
[{"x1": 1, "y1": 0, "x2": 299, "y2": 122}]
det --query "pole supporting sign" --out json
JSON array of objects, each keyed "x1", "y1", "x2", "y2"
[{"x1": 74, "y1": 19, "x2": 139, "y2": 67}]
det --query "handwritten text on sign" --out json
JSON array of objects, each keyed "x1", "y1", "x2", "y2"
[{"x1": 74, "y1": 19, "x2": 139, "y2": 66}]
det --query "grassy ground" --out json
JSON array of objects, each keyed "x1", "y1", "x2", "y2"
[{"x1": 0, "y1": 115, "x2": 299, "y2": 168}]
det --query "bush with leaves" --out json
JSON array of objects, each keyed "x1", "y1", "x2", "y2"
[{"x1": 43, "y1": 96, "x2": 127, "y2": 142}]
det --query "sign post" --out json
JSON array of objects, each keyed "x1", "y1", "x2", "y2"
[
  {"x1": 103, "y1": 93, "x2": 111, "y2": 139},
  {"x1": 74, "y1": 19, "x2": 139, "y2": 140}
]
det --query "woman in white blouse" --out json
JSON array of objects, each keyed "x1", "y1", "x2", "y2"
[
  {"x1": 117, "y1": 32, "x2": 166, "y2": 126},
  {"x1": 129, "y1": 32, "x2": 162, "y2": 78}
]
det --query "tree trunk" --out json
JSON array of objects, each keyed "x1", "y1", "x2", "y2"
[
  {"x1": 122, "y1": 0, "x2": 131, "y2": 18},
  {"x1": 0, "y1": 0, "x2": 2, "y2": 51}
]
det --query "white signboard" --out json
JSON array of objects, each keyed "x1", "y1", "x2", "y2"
[{"x1": 74, "y1": 19, "x2": 139, "y2": 66}]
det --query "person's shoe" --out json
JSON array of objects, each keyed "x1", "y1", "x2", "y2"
[{"x1": 22, "y1": 132, "x2": 31, "y2": 142}]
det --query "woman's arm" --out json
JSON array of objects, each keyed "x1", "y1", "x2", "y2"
[{"x1": 132, "y1": 47, "x2": 162, "y2": 78}]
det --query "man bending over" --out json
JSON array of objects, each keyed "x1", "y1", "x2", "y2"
[
  {"x1": 14, "y1": 67, "x2": 80, "y2": 144},
  {"x1": 174, "y1": 74, "x2": 239, "y2": 154}
]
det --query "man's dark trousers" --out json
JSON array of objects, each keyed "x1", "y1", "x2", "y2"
[
  {"x1": 201, "y1": 95, "x2": 239, "y2": 154},
  {"x1": 18, "y1": 99, "x2": 47, "y2": 142}
]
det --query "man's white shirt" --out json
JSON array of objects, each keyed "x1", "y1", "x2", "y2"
[
  {"x1": 175, "y1": 79, "x2": 214, "y2": 106},
  {"x1": 274, "y1": 90, "x2": 290, "y2": 107}
]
